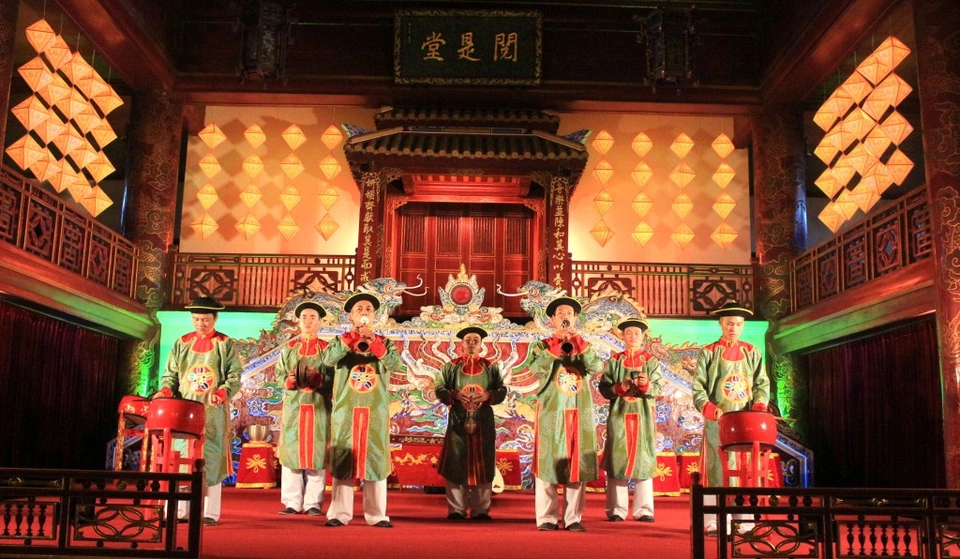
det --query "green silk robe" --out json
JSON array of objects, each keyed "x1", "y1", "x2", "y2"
[
  {"x1": 160, "y1": 331, "x2": 243, "y2": 486},
  {"x1": 275, "y1": 336, "x2": 333, "y2": 471},
  {"x1": 529, "y1": 334, "x2": 603, "y2": 484},
  {"x1": 322, "y1": 330, "x2": 402, "y2": 481},
  {"x1": 598, "y1": 349, "x2": 663, "y2": 481},
  {"x1": 692, "y1": 339, "x2": 770, "y2": 487},
  {"x1": 435, "y1": 356, "x2": 507, "y2": 485}
]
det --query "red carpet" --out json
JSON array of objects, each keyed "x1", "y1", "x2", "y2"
[{"x1": 199, "y1": 487, "x2": 699, "y2": 558}]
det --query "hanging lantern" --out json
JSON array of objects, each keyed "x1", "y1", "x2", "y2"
[
  {"x1": 280, "y1": 186, "x2": 301, "y2": 210},
  {"x1": 37, "y1": 113, "x2": 68, "y2": 145},
  {"x1": 631, "y1": 193, "x2": 653, "y2": 217},
  {"x1": 79, "y1": 185, "x2": 113, "y2": 217},
  {"x1": 89, "y1": 120, "x2": 118, "y2": 149},
  {"x1": 18, "y1": 57, "x2": 54, "y2": 91},
  {"x1": 593, "y1": 190, "x2": 614, "y2": 215},
  {"x1": 61, "y1": 52, "x2": 94, "y2": 85},
  {"x1": 198, "y1": 154, "x2": 221, "y2": 178},
  {"x1": 197, "y1": 184, "x2": 219, "y2": 209},
  {"x1": 813, "y1": 136, "x2": 840, "y2": 166},
  {"x1": 670, "y1": 132, "x2": 694, "y2": 159},
  {"x1": 631, "y1": 132, "x2": 653, "y2": 157},
  {"x1": 839, "y1": 108, "x2": 875, "y2": 144},
  {"x1": 316, "y1": 213, "x2": 340, "y2": 240},
  {"x1": 25, "y1": 19, "x2": 56, "y2": 52},
  {"x1": 75, "y1": 73, "x2": 110, "y2": 100},
  {"x1": 872, "y1": 36, "x2": 911, "y2": 74},
  {"x1": 860, "y1": 161, "x2": 895, "y2": 194},
  {"x1": 833, "y1": 189, "x2": 859, "y2": 220},
  {"x1": 235, "y1": 213, "x2": 262, "y2": 239},
  {"x1": 10, "y1": 96, "x2": 49, "y2": 131},
  {"x1": 672, "y1": 194, "x2": 693, "y2": 219},
  {"x1": 240, "y1": 184, "x2": 262, "y2": 207},
  {"x1": 66, "y1": 175, "x2": 92, "y2": 201},
  {"x1": 850, "y1": 182, "x2": 881, "y2": 213},
  {"x1": 712, "y1": 163, "x2": 736, "y2": 188},
  {"x1": 814, "y1": 169, "x2": 843, "y2": 198},
  {"x1": 830, "y1": 155, "x2": 857, "y2": 187},
  {"x1": 863, "y1": 125, "x2": 892, "y2": 158},
  {"x1": 90, "y1": 88, "x2": 123, "y2": 115},
  {"x1": 631, "y1": 162, "x2": 653, "y2": 187},
  {"x1": 199, "y1": 123, "x2": 227, "y2": 148},
  {"x1": 670, "y1": 224, "x2": 695, "y2": 249},
  {"x1": 712, "y1": 193, "x2": 736, "y2": 219},
  {"x1": 37, "y1": 73, "x2": 72, "y2": 105},
  {"x1": 72, "y1": 106, "x2": 102, "y2": 134},
  {"x1": 845, "y1": 143, "x2": 874, "y2": 175},
  {"x1": 878, "y1": 111, "x2": 914, "y2": 145},
  {"x1": 277, "y1": 215, "x2": 300, "y2": 240},
  {"x1": 592, "y1": 160, "x2": 614, "y2": 185},
  {"x1": 589, "y1": 219, "x2": 614, "y2": 247},
  {"x1": 191, "y1": 212, "x2": 219, "y2": 239},
  {"x1": 242, "y1": 154, "x2": 264, "y2": 177},
  {"x1": 710, "y1": 222, "x2": 738, "y2": 249},
  {"x1": 5, "y1": 135, "x2": 45, "y2": 171},
  {"x1": 244, "y1": 124, "x2": 266, "y2": 148},
  {"x1": 885, "y1": 149, "x2": 914, "y2": 185},
  {"x1": 68, "y1": 145, "x2": 98, "y2": 169},
  {"x1": 711, "y1": 134, "x2": 734, "y2": 159},
  {"x1": 55, "y1": 89, "x2": 88, "y2": 120},
  {"x1": 856, "y1": 52, "x2": 890, "y2": 86},
  {"x1": 46, "y1": 159, "x2": 75, "y2": 193},
  {"x1": 282, "y1": 124, "x2": 307, "y2": 150},
  {"x1": 592, "y1": 130, "x2": 614, "y2": 155},
  {"x1": 839, "y1": 71, "x2": 871, "y2": 103},
  {"x1": 668, "y1": 162, "x2": 696, "y2": 188},
  {"x1": 52, "y1": 127, "x2": 86, "y2": 157},
  {"x1": 85, "y1": 151, "x2": 115, "y2": 182},
  {"x1": 42, "y1": 35, "x2": 72, "y2": 70},
  {"x1": 631, "y1": 222, "x2": 654, "y2": 247},
  {"x1": 29, "y1": 152, "x2": 61, "y2": 183},
  {"x1": 280, "y1": 154, "x2": 304, "y2": 179},
  {"x1": 321, "y1": 125, "x2": 343, "y2": 150},
  {"x1": 318, "y1": 155, "x2": 341, "y2": 179},
  {"x1": 317, "y1": 185, "x2": 340, "y2": 210},
  {"x1": 818, "y1": 202, "x2": 845, "y2": 233}
]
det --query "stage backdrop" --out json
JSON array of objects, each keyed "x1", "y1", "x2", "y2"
[{"x1": 156, "y1": 271, "x2": 767, "y2": 490}]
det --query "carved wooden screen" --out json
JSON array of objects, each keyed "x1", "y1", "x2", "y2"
[{"x1": 396, "y1": 202, "x2": 533, "y2": 317}]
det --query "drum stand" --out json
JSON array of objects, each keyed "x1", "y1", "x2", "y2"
[
  {"x1": 113, "y1": 398, "x2": 151, "y2": 471},
  {"x1": 721, "y1": 440, "x2": 774, "y2": 489}
]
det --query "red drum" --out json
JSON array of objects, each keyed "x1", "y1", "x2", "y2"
[
  {"x1": 118, "y1": 395, "x2": 151, "y2": 427},
  {"x1": 718, "y1": 410, "x2": 777, "y2": 452},
  {"x1": 145, "y1": 397, "x2": 205, "y2": 439}
]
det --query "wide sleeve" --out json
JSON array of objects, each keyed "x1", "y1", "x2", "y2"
[
  {"x1": 487, "y1": 363, "x2": 508, "y2": 406},
  {"x1": 275, "y1": 344, "x2": 292, "y2": 383},
  {"x1": 576, "y1": 344, "x2": 604, "y2": 376},
  {"x1": 597, "y1": 356, "x2": 621, "y2": 400},
  {"x1": 219, "y1": 338, "x2": 244, "y2": 398},
  {"x1": 378, "y1": 337, "x2": 403, "y2": 374},
  {"x1": 642, "y1": 357, "x2": 664, "y2": 399},
  {"x1": 749, "y1": 347, "x2": 770, "y2": 406},
  {"x1": 528, "y1": 340, "x2": 557, "y2": 385},
  {"x1": 692, "y1": 348, "x2": 713, "y2": 413},
  {"x1": 435, "y1": 362, "x2": 456, "y2": 406},
  {"x1": 321, "y1": 335, "x2": 349, "y2": 367}
]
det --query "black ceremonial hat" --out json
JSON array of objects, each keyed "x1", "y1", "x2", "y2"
[
  {"x1": 295, "y1": 301, "x2": 326, "y2": 318},
  {"x1": 185, "y1": 296, "x2": 224, "y2": 312},
  {"x1": 456, "y1": 326, "x2": 488, "y2": 339},
  {"x1": 545, "y1": 296, "x2": 582, "y2": 317},
  {"x1": 344, "y1": 292, "x2": 381, "y2": 312},
  {"x1": 618, "y1": 318, "x2": 649, "y2": 332},
  {"x1": 712, "y1": 301, "x2": 754, "y2": 318}
]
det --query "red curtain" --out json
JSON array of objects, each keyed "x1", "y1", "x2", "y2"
[
  {"x1": 805, "y1": 317, "x2": 944, "y2": 488},
  {"x1": 0, "y1": 300, "x2": 121, "y2": 469}
]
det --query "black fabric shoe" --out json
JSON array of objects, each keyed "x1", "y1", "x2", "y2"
[
  {"x1": 278, "y1": 507, "x2": 299, "y2": 515},
  {"x1": 305, "y1": 508, "x2": 323, "y2": 516},
  {"x1": 537, "y1": 522, "x2": 558, "y2": 531},
  {"x1": 637, "y1": 515, "x2": 655, "y2": 522},
  {"x1": 325, "y1": 519, "x2": 345, "y2": 527},
  {"x1": 203, "y1": 517, "x2": 218, "y2": 526},
  {"x1": 565, "y1": 522, "x2": 586, "y2": 532},
  {"x1": 608, "y1": 515, "x2": 624, "y2": 522},
  {"x1": 473, "y1": 513, "x2": 492, "y2": 521},
  {"x1": 447, "y1": 512, "x2": 466, "y2": 520},
  {"x1": 373, "y1": 520, "x2": 393, "y2": 528}
]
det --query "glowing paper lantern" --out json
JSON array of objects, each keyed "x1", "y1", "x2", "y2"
[
  {"x1": 814, "y1": 169, "x2": 843, "y2": 198},
  {"x1": 43, "y1": 35, "x2": 72, "y2": 70},
  {"x1": 710, "y1": 223, "x2": 738, "y2": 249},
  {"x1": 89, "y1": 120, "x2": 117, "y2": 149},
  {"x1": 818, "y1": 202, "x2": 845, "y2": 233},
  {"x1": 839, "y1": 71, "x2": 871, "y2": 103},
  {"x1": 712, "y1": 134, "x2": 734, "y2": 159},
  {"x1": 68, "y1": 145, "x2": 98, "y2": 169},
  {"x1": 29, "y1": 152, "x2": 61, "y2": 182},
  {"x1": 75, "y1": 74, "x2": 110, "y2": 99},
  {"x1": 873, "y1": 36, "x2": 911, "y2": 73},
  {"x1": 55, "y1": 89, "x2": 88, "y2": 120},
  {"x1": 46, "y1": 160, "x2": 75, "y2": 193},
  {"x1": 282, "y1": 124, "x2": 307, "y2": 150},
  {"x1": 66, "y1": 175, "x2": 92, "y2": 201},
  {"x1": 670, "y1": 225, "x2": 695, "y2": 249},
  {"x1": 670, "y1": 133, "x2": 694, "y2": 159},
  {"x1": 321, "y1": 125, "x2": 343, "y2": 150},
  {"x1": 839, "y1": 108, "x2": 875, "y2": 143},
  {"x1": 813, "y1": 137, "x2": 840, "y2": 166},
  {"x1": 631, "y1": 193, "x2": 653, "y2": 217},
  {"x1": 18, "y1": 57, "x2": 54, "y2": 91},
  {"x1": 845, "y1": 143, "x2": 874, "y2": 175},
  {"x1": 242, "y1": 154, "x2": 264, "y2": 177},
  {"x1": 25, "y1": 20, "x2": 56, "y2": 52},
  {"x1": 278, "y1": 215, "x2": 300, "y2": 240},
  {"x1": 631, "y1": 132, "x2": 653, "y2": 157},
  {"x1": 318, "y1": 156, "x2": 341, "y2": 179},
  {"x1": 590, "y1": 219, "x2": 614, "y2": 247},
  {"x1": 79, "y1": 186, "x2": 113, "y2": 217},
  {"x1": 863, "y1": 126, "x2": 892, "y2": 158},
  {"x1": 72, "y1": 106, "x2": 102, "y2": 134},
  {"x1": 199, "y1": 124, "x2": 226, "y2": 148},
  {"x1": 236, "y1": 214, "x2": 262, "y2": 239},
  {"x1": 850, "y1": 182, "x2": 881, "y2": 213},
  {"x1": 280, "y1": 154, "x2": 304, "y2": 179},
  {"x1": 280, "y1": 186, "x2": 302, "y2": 210},
  {"x1": 52, "y1": 127, "x2": 86, "y2": 157},
  {"x1": 712, "y1": 193, "x2": 736, "y2": 219},
  {"x1": 830, "y1": 156, "x2": 857, "y2": 187},
  {"x1": 592, "y1": 160, "x2": 613, "y2": 185},
  {"x1": 631, "y1": 222, "x2": 653, "y2": 247},
  {"x1": 856, "y1": 52, "x2": 890, "y2": 87},
  {"x1": 85, "y1": 152, "x2": 115, "y2": 182},
  {"x1": 885, "y1": 149, "x2": 914, "y2": 185},
  {"x1": 712, "y1": 163, "x2": 736, "y2": 188},
  {"x1": 878, "y1": 111, "x2": 914, "y2": 145},
  {"x1": 672, "y1": 194, "x2": 693, "y2": 219},
  {"x1": 10, "y1": 96, "x2": 49, "y2": 131},
  {"x1": 860, "y1": 161, "x2": 894, "y2": 194},
  {"x1": 592, "y1": 130, "x2": 614, "y2": 155},
  {"x1": 90, "y1": 89, "x2": 123, "y2": 115},
  {"x1": 6, "y1": 135, "x2": 45, "y2": 170},
  {"x1": 834, "y1": 189, "x2": 858, "y2": 220},
  {"x1": 38, "y1": 74, "x2": 72, "y2": 106},
  {"x1": 61, "y1": 52, "x2": 94, "y2": 85},
  {"x1": 196, "y1": 184, "x2": 218, "y2": 209},
  {"x1": 669, "y1": 162, "x2": 696, "y2": 188},
  {"x1": 244, "y1": 124, "x2": 266, "y2": 148},
  {"x1": 594, "y1": 190, "x2": 614, "y2": 215},
  {"x1": 36, "y1": 113, "x2": 67, "y2": 144},
  {"x1": 631, "y1": 162, "x2": 653, "y2": 187},
  {"x1": 316, "y1": 213, "x2": 339, "y2": 240},
  {"x1": 198, "y1": 154, "x2": 221, "y2": 178},
  {"x1": 240, "y1": 184, "x2": 262, "y2": 208},
  {"x1": 317, "y1": 186, "x2": 340, "y2": 210},
  {"x1": 191, "y1": 212, "x2": 219, "y2": 239}
]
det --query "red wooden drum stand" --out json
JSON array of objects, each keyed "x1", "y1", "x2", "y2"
[
  {"x1": 114, "y1": 395, "x2": 152, "y2": 470},
  {"x1": 718, "y1": 410, "x2": 777, "y2": 488},
  {"x1": 144, "y1": 398, "x2": 206, "y2": 479}
]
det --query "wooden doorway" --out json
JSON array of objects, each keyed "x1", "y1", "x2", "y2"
[{"x1": 394, "y1": 202, "x2": 534, "y2": 318}]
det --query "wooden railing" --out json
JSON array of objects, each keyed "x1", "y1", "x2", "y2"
[
  {"x1": 0, "y1": 466, "x2": 203, "y2": 558},
  {"x1": 791, "y1": 189, "x2": 932, "y2": 313},
  {"x1": 0, "y1": 167, "x2": 138, "y2": 299},
  {"x1": 168, "y1": 251, "x2": 356, "y2": 309},
  {"x1": 691, "y1": 480, "x2": 960, "y2": 558},
  {"x1": 571, "y1": 260, "x2": 755, "y2": 317}
]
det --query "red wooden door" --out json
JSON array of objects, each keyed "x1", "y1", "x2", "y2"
[{"x1": 395, "y1": 202, "x2": 533, "y2": 317}]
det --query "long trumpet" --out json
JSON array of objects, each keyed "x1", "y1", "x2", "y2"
[
  {"x1": 356, "y1": 316, "x2": 370, "y2": 353},
  {"x1": 560, "y1": 319, "x2": 574, "y2": 354}
]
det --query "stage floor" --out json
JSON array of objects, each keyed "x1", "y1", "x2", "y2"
[{"x1": 201, "y1": 487, "x2": 700, "y2": 558}]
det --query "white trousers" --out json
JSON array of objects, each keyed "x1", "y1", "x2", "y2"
[
  {"x1": 326, "y1": 478, "x2": 388, "y2": 525},
  {"x1": 534, "y1": 478, "x2": 585, "y2": 527},
  {"x1": 177, "y1": 483, "x2": 222, "y2": 521},
  {"x1": 281, "y1": 466, "x2": 326, "y2": 512},
  {"x1": 605, "y1": 477, "x2": 654, "y2": 519},
  {"x1": 445, "y1": 480, "x2": 492, "y2": 516}
]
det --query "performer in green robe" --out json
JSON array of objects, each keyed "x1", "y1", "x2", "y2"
[
  {"x1": 156, "y1": 296, "x2": 243, "y2": 526},
  {"x1": 436, "y1": 326, "x2": 507, "y2": 521},
  {"x1": 599, "y1": 317, "x2": 663, "y2": 523},
  {"x1": 322, "y1": 293, "x2": 402, "y2": 528},
  {"x1": 693, "y1": 301, "x2": 770, "y2": 534},
  {"x1": 275, "y1": 300, "x2": 333, "y2": 517},
  {"x1": 529, "y1": 296, "x2": 603, "y2": 532}
]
